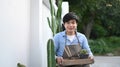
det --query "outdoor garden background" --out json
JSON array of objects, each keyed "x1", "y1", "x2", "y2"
[{"x1": 63, "y1": 0, "x2": 120, "y2": 56}]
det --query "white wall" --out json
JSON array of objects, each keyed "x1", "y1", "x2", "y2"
[
  {"x1": 29, "y1": 0, "x2": 52, "y2": 67},
  {"x1": 29, "y1": 0, "x2": 41, "y2": 67},
  {"x1": 0, "y1": 0, "x2": 69, "y2": 67},
  {"x1": 41, "y1": 2, "x2": 53, "y2": 67},
  {"x1": 0, "y1": 0, "x2": 30, "y2": 67},
  {"x1": 62, "y1": 2, "x2": 69, "y2": 18},
  {"x1": 0, "y1": 0, "x2": 52, "y2": 67}
]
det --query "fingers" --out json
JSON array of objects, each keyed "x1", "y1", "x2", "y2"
[
  {"x1": 88, "y1": 56, "x2": 94, "y2": 60},
  {"x1": 56, "y1": 57, "x2": 63, "y2": 65}
]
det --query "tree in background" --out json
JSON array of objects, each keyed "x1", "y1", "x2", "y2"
[
  {"x1": 97, "y1": 0, "x2": 120, "y2": 37},
  {"x1": 63, "y1": 0, "x2": 120, "y2": 39}
]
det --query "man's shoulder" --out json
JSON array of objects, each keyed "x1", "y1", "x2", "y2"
[
  {"x1": 54, "y1": 31, "x2": 65, "y2": 37},
  {"x1": 76, "y1": 32, "x2": 85, "y2": 37}
]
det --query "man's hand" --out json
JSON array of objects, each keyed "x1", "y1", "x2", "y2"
[
  {"x1": 56, "y1": 56, "x2": 64, "y2": 65},
  {"x1": 88, "y1": 56, "x2": 94, "y2": 63},
  {"x1": 88, "y1": 56, "x2": 94, "y2": 60}
]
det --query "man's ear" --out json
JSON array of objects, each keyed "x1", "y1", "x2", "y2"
[{"x1": 62, "y1": 23, "x2": 65, "y2": 31}]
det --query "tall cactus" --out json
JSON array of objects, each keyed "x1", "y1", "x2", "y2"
[
  {"x1": 47, "y1": 39, "x2": 56, "y2": 67},
  {"x1": 47, "y1": 0, "x2": 63, "y2": 36},
  {"x1": 47, "y1": 0, "x2": 62, "y2": 67}
]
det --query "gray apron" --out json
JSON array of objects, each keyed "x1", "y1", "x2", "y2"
[
  {"x1": 63, "y1": 34, "x2": 81, "y2": 59},
  {"x1": 61, "y1": 35, "x2": 90, "y2": 67}
]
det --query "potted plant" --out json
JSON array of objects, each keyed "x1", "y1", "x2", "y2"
[{"x1": 79, "y1": 49, "x2": 89, "y2": 59}]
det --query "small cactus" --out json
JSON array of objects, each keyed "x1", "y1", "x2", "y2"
[
  {"x1": 79, "y1": 49, "x2": 88, "y2": 54},
  {"x1": 17, "y1": 63, "x2": 26, "y2": 67},
  {"x1": 79, "y1": 49, "x2": 89, "y2": 59}
]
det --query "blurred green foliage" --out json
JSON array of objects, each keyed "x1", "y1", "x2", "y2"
[
  {"x1": 90, "y1": 24, "x2": 107, "y2": 39},
  {"x1": 89, "y1": 39, "x2": 110, "y2": 55},
  {"x1": 89, "y1": 36, "x2": 120, "y2": 55}
]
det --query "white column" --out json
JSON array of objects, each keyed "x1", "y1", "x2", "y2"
[
  {"x1": 0, "y1": 0, "x2": 30, "y2": 67},
  {"x1": 29, "y1": 0, "x2": 41, "y2": 67},
  {"x1": 62, "y1": 2, "x2": 69, "y2": 18}
]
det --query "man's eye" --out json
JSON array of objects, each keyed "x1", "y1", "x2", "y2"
[
  {"x1": 72, "y1": 22, "x2": 75, "y2": 24},
  {"x1": 67, "y1": 22, "x2": 70, "y2": 24}
]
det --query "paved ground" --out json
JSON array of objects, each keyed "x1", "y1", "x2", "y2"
[{"x1": 90, "y1": 56, "x2": 120, "y2": 67}]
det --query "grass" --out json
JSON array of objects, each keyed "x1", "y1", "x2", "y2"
[{"x1": 89, "y1": 36, "x2": 120, "y2": 56}]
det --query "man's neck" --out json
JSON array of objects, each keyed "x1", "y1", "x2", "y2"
[{"x1": 66, "y1": 31, "x2": 75, "y2": 36}]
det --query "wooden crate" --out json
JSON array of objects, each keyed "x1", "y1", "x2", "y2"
[{"x1": 62, "y1": 59, "x2": 94, "y2": 66}]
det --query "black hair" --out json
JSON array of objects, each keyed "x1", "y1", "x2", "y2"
[{"x1": 63, "y1": 12, "x2": 79, "y2": 23}]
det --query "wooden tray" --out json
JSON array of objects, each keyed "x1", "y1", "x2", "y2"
[{"x1": 62, "y1": 59, "x2": 94, "y2": 66}]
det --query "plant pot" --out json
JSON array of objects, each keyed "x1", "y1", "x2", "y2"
[{"x1": 79, "y1": 54, "x2": 89, "y2": 59}]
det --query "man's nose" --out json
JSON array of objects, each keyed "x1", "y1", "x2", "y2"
[{"x1": 69, "y1": 23, "x2": 73, "y2": 26}]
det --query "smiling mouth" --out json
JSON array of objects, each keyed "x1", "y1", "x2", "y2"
[{"x1": 68, "y1": 28, "x2": 74, "y2": 30}]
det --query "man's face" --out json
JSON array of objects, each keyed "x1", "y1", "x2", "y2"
[{"x1": 64, "y1": 19, "x2": 77, "y2": 34}]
